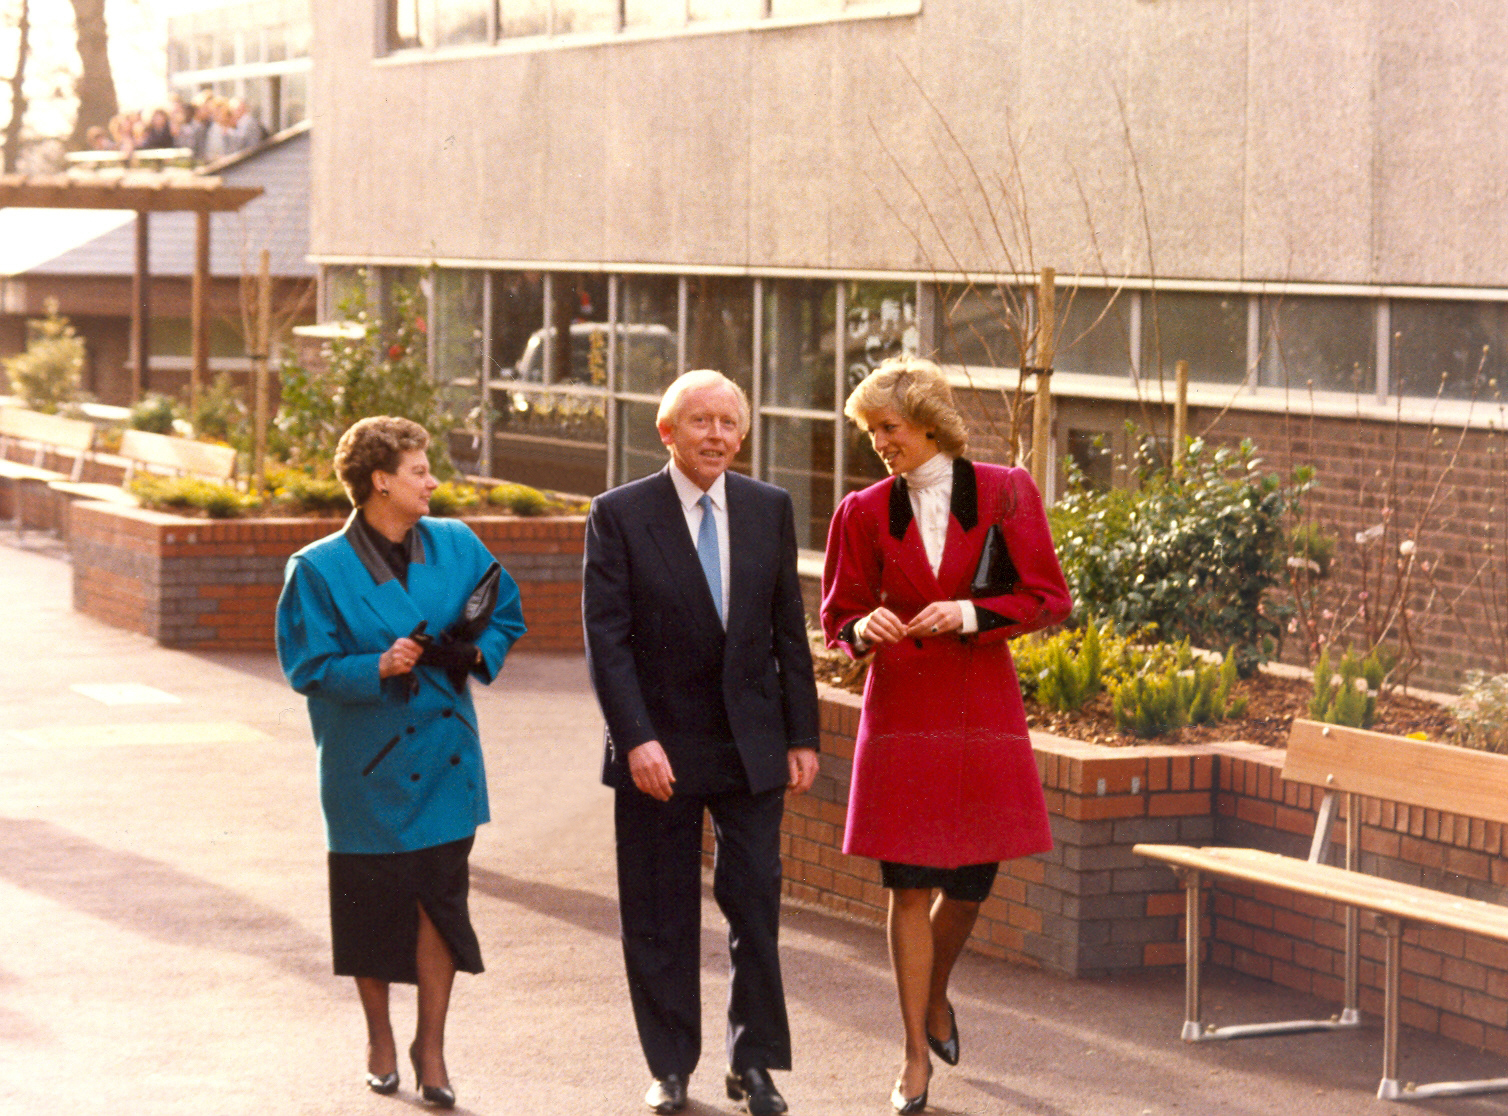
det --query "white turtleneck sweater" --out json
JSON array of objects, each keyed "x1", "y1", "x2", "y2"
[{"x1": 855, "y1": 452, "x2": 978, "y2": 645}]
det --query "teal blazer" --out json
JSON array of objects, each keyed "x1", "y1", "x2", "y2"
[{"x1": 276, "y1": 513, "x2": 527, "y2": 854}]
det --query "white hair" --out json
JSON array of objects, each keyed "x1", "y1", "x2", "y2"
[{"x1": 655, "y1": 369, "x2": 751, "y2": 437}]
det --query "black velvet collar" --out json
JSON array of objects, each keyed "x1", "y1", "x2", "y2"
[
  {"x1": 344, "y1": 508, "x2": 426, "y2": 586},
  {"x1": 888, "y1": 457, "x2": 977, "y2": 541}
]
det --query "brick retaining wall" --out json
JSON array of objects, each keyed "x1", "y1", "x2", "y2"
[
  {"x1": 781, "y1": 688, "x2": 1508, "y2": 1058},
  {"x1": 68, "y1": 502, "x2": 585, "y2": 652}
]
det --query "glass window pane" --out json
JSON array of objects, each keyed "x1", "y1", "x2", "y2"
[
  {"x1": 1259, "y1": 296, "x2": 1374, "y2": 393},
  {"x1": 939, "y1": 283, "x2": 1027, "y2": 370},
  {"x1": 436, "y1": 0, "x2": 492, "y2": 46},
  {"x1": 1142, "y1": 291, "x2": 1247, "y2": 385},
  {"x1": 685, "y1": 275, "x2": 753, "y2": 396},
  {"x1": 844, "y1": 419, "x2": 889, "y2": 494},
  {"x1": 1054, "y1": 287, "x2": 1132, "y2": 377},
  {"x1": 689, "y1": 0, "x2": 754, "y2": 19},
  {"x1": 553, "y1": 0, "x2": 618, "y2": 33},
  {"x1": 625, "y1": 0, "x2": 683, "y2": 30},
  {"x1": 390, "y1": 0, "x2": 427, "y2": 48},
  {"x1": 762, "y1": 415, "x2": 835, "y2": 551},
  {"x1": 280, "y1": 71, "x2": 307, "y2": 128},
  {"x1": 500, "y1": 0, "x2": 551, "y2": 36},
  {"x1": 323, "y1": 265, "x2": 366, "y2": 319},
  {"x1": 266, "y1": 24, "x2": 287, "y2": 62},
  {"x1": 618, "y1": 400, "x2": 667, "y2": 483},
  {"x1": 1392, "y1": 300, "x2": 1508, "y2": 401},
  {"x1": 1066, "y1": 428, "x2": 1115, "y2": 491},
  {"x1": 844, "y1": 280, "x2": 917, "y2": 397},
  {"x1": 619, "y1": 276, "x2": 680, "y2": 396},
  {"x1": 432, "y1": 270, "x2": 484, "y2": 387},
  {"x1": 525, "y1": 273, "x2": 609, "y2": 385},
  {"x1": 762, "y1": 279, "x2": 835, "y2": 411}
]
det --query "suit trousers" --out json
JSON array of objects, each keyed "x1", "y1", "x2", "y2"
[{"x1": 614, "y1": 758, "x2": 792, "y2": 1079}]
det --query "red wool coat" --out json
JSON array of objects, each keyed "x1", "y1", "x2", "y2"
[{"x1": 821, "y1": 459, "x2": 1072, "y2": 868}]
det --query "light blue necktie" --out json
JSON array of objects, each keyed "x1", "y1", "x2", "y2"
[{"x1": 696, "y1": 492, "x2": 724, "y2": 624}]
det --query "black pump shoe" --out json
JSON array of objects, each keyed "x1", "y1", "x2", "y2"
[
  {"x1": 364, "y1": 1070, "x2": 399, "y2": 1095},
  {"x1": 891, "y1": 1061, "x2": 932, "y2": 1114},
  {"x1": 409, "y1": 1045, "x2": 456, "y2": 1109},
  {"x1": 726, "y1": 1066, "x2": 788, "y2": 1116},
  {"x1": 926, "y1": 1003, "x2": 960, "y2": 1066}
]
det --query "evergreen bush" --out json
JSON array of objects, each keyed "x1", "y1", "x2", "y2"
[{"x1": 5, "y1": 300, "x2": 85, "y2": 414}]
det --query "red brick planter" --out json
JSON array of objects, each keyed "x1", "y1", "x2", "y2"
[{"x1": 68, "y1": 501, "x2": 585, "y2": 652}]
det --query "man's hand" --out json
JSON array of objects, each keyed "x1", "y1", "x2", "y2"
[
  {"x1": 786, "y1": 747, "x2": 818, "y2": 795},
  {"x1": 627, "y1": 740, "x2": 676, "y2": 801}
]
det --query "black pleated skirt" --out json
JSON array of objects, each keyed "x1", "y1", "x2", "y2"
[{"x1": 327, "y1": 835, "x2": 483, "y2": 984}]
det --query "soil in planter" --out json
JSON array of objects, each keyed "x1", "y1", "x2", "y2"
[{"x1": 814, "y1": 657, "x2": 1458, "y2": 749}]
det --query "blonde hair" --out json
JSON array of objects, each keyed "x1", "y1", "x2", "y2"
[
  {"x1": 844, "y1": 356, "x2": 967, "y2": 456},
  {"x1": 656, "y1": 369, "x2": 750, "y2": 437},
  {"x1": 333, "y1": 416, "x2": 430, "y2": 505}
]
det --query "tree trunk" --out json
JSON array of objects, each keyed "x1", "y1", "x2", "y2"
[
  {"x1": 67, "y1": 0, "x2": 116, "y2": 150},
  {"x1": 3, "y1": 0, "x2": 29, "y2": 172}
]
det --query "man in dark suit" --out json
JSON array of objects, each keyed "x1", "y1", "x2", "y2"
[{"x1": 583, "y1": 370, "x2": 821, "y2": 1116}]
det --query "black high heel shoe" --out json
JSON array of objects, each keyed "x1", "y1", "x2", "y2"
[
  {"x1": 409, "y1": 1044, "x2": 456, "y2": 1109},
  {"x1": 926, "y1": 1003, "x2": 960, "y2": 1066},
  {"x1": 364, "y1": 1070, "x2": 399, "y2": 1095},
  {"x1": 890, "y1": 1061, "x2": 931, "y2": 1114}
]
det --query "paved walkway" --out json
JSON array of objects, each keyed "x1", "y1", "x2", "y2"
[{"x1": 3, "y1": 537, "x2": 1507, "y2": 1115}]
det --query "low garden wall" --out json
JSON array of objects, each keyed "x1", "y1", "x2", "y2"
[
  {"x1": 775, "y1": 686, "x2": 1508, "y2": 1061},
  {"x1": 68, "y1": 501, "x2": 586, "y2": 652}
]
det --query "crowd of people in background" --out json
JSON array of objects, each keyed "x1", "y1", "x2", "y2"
[{"x1": 82, "y1": 91, "x2": 268, "y2": 165}]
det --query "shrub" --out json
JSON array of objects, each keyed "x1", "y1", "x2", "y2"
[
  {"x1": 129, "y1": 475, "x2": 255, "y2": 519},
  {"x1": 1452, "y1": 671, "x2": 1508, "y2": 754},
  {"x1": 130, "y1": 393, "x2": 181, "y2": 434},
  {"x1": 487, "y1": 481, "x2": 551, "y2": 516},
  {"x1": 275, "y1": 275, "x2": 456, "y2": 478},
  {"x1": 1288, "y1": 521, "x2": 1337, "y2": 579},
  {"x1": 1109, "y1": 644, "x2": 1246, "y2": 738},
  {"x1": 427, "y1": 480, "x2": 480, "y2": 517},
  {"x1": 1310, "y1": 646, "x2": 1391, "y2": 728},
  {"x1": 1050, "y1": 433, "x2": 1310, "y2": 676},
  {"x1": 266, "y1": 466, "x2": 352, "y2": 514},
  {"x1": 5, "y1": 300, "x2": 85, "y2": 413},
  {"x1": 191, "y1": 372, "x2": 250, "y2": 449}
]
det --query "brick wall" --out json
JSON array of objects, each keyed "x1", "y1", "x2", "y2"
[
  {"x1": 68, "y1": 502, "x2": 585, "y2": 652},
  {"x1": 774, "y1": 688, "x2": 1508, "y2": 1056}
]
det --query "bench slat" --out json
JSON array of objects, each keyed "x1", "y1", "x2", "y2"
[
  {"x1": 1284, "y1": 719, "x2": 1508, "y2": 826},
  {"x1": 1136, "y1": 843, "x2": 1508, "y2": 943},
  {"x1": 116, "y1": 429, "x2": 235, "y2": 482},
  {"x1": 0, "y1": 406, "x2": 95, "y2": 453}
]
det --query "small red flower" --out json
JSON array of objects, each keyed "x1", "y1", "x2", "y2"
[
  {"x1": 414, "y1": 316, "x2": 427, "y2": 333},
  {"x1": 388, "y1": 343, "x2": 404, "y2": 359}
]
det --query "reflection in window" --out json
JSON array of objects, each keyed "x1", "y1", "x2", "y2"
[
  {"x1": 389, "y1": 0, "x2": 428, "y2": 49},
  {"x1": 686, "y1": 276, "x2": 753, "y2": 395},
  {"x1": 500, "y1": 0, "x2": 552, "y2": 36},
  {"x1": 1142, "y1": 291, "x2": 1247, "y2": 384},
  {"x1": 844, "y1": 419, "x2": 889, "y2": 495},
  {"x1": 618, "y1": 400, "x2": 666, "y2": 484},
  {"x1": 540, "y1": 273, "x2": 609, "y2": 385},
  {"x1": 1054, "y1": 287, "x2": 1131, "y2": 377},
  {"x1": 431, "y1": 270, "x2": 484, "y2": 386},
  {"x1": 939, "y1": 284, "x2": 1025, "y2": 369},
  {"x1": 844, "y1": 280, "x2": 917, "y2": 397},
  {"x1": 1392, "y1": 300, "x2": 1508, "y2": 401},
  {"x1": 1259, "y1": 296, "x2": 1374, "y2": 393},
  {"x1": 624, "y1": 0, "x2": 684, "y2": 30},
  {"x1": 762, "y1": 415, "x2": 835, "y2": 551},
  {"x1": 436, "y1": 0, "x2": 494, "y2": 46},
  {"x1": 323, "y1": 265, "x2": 366, "y2": 319},
  {"x1": 553, "y1": 0, "x2": 618, "y2": 34},
  {"x1": 762, "y1": 279, "x2": 835, "y2": 411},
  {"x1": 619, "y1": 276, "x2": 680, "y2": 396}
]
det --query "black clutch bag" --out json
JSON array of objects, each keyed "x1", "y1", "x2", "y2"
[{"x1": 969, "y1": 524, "x2": 1018, "y2": 597}]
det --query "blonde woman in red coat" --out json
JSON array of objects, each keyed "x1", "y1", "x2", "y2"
[{"x1": 821, "y1": 357, "x2": 1072, "y2": 1113}]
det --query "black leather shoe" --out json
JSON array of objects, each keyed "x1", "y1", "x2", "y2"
[
  {"x1": 645, "y1": 1074, "x2": 688, "y2": 1113},
  {"x1": 926, "y1": 1003, "x2": 960, "y2": 1066},
  {"x1": 726, "y1": 1066, "x2": 788, "y2": 1116},
  {"x1": 364, "y1": 1070, "x2": 399, "y2": 1095},
  {"x1": 409, "y1": 1045, "x2": 455, "y2": 1109}
]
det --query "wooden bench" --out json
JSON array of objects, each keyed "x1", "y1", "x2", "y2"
[
  {"x1": 1136, "y1": 719, "x2": 1508, "y2": 1101},
  {"x1": 50, "y1": 428, "x2": 237, "y2": 508},
  {"x1": 0, "y1": 406, "x2": 96, "y2": 535}
]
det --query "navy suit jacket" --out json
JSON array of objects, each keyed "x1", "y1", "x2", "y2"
[{"x1": 583, "y1": 467, "x2": 820, "y2": 796}]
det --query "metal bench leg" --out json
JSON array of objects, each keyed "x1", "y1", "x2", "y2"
[
  {"x1": 1180, "y1": 867, "x2": 1203, "y2": 1041},
  {"x1": 1341, "y1": 797, "x2": 1361, "y2": 1026}
]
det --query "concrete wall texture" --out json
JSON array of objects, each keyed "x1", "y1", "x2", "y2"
[{"x1": 311, "y1": 0, "x2": 1508, "y2": 289}]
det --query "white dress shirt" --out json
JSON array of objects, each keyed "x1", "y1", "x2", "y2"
[
  {"x1": 669, "y1": 462, "x2": 731, "y2": 626},
  {"x1": 856, "y1": 452, "x2": 978, "y2": 644}
]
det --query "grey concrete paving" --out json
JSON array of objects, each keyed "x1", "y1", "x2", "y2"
[{"x1": 4, "y1": 537, "x2": 1508, "y2": 1115}]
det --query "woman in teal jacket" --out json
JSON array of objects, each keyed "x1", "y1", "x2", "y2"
[{"x1": 276, "y1": 416, "x2": 526, "y2": 1108}]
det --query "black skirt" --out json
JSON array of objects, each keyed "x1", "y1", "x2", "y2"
[
  {"x1": 327, "y1": 835, "x2": 483, "y2": 984},
  {"x1": 879, "y1": 860, "x2": 1000, "y2": 903}
]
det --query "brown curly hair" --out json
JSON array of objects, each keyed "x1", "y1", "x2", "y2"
[{"x1": 333, "y1": 416, "x2": 430, "y2": 505}]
